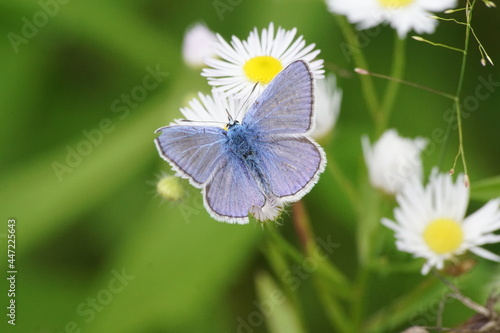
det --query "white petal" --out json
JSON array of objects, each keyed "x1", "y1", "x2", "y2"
[{"x1": 469, "y1": 246, "x2": 500, "y2": 262}]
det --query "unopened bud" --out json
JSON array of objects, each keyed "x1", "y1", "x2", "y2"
[
  {"x1": 354, "y1": 68, "x2": 369, "y2": 75},
  {"x1": 157, "y1": 175, "x2": 185, "y2": 202},
  {"x1": 484, "y1": 0, "x2": 496, "y2": 8}
]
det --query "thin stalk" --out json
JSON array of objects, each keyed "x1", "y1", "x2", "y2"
[
  {"x1": 451, "y1": 0, "x2": 475, "y2": 177},
  {"x1": 261, "y1": 230, "x2": 308, "y2": 331},
  {"x1": 313, "y1": 278, "x2": 354, "y2": 333},
  {"x1": 355, "y1": 68, "x2": 456, "y2": 100},
  {"x1": 378, "y1": 34, "x2": 406, "y2": 134},
  {"x1": 264, "y1": 223, "x2": 350, "y2": 297},
  {"x1": 412, "y1": 36, "x2": 465, "y2": 53},
  {"x1": 334, "y1": 15, "x2": 381, "y2": 123},
  {"x1": 292, "y1": 201, "x2": 353, "y2": 332}
]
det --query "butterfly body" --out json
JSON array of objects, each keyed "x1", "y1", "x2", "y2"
[
  {"x1": 225, "y1": 121, "x2": 258, "y2": 160},
  {"x1": 155, "y1": 60, "x2": 326, "y2": 223},
  {"x1": 224, "y1": 121, "x2": 275, "y2": 196}
]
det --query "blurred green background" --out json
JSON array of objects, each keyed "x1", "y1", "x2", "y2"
[{"x1": 1, "y1": 0, "x2": 500, "y2": 332}]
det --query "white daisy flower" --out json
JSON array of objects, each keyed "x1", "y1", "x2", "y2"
[
  {"x1": 362, "y1": 129, "x2": 428, "y2": 195},
  {"x1": 182, "y1": 23, "x2": 219, "y2": 69},
  {"x1": 326, "y1": 0, "x2": 457, "y2": 39},
  {"x1": 202, "y1": 22, "x2": 324, "y2": 99},
  {"x1": 311, "y1": 74, "x2": 342, "y2": 141},
  {"x1": 383, "y1": 169, "x2": 500, "y2": 275}
]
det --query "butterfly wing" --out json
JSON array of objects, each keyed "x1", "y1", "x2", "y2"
[
  {"x1": 203, "y1": 157, "x2": 266, "y2": 224},
  {"x1": 258, "y1": 136, "x2": 326, "y2": 201},
  {"x1": 243, "y1": 60, "x2": 314, "y2": 135},
  {"x1": 154, "y1": 125, "x2": 227, "y2": 186},
  {"x1": 243, "y1": 60, "x2": 325, "y2": 202}
]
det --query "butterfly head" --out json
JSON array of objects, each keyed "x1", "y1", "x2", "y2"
[
  {"x1": 223, "y1": 111, "x2": 240, "y2": 131},
  {"x1": 223, "y1": 118, "x2": 240, "y2": 131}
]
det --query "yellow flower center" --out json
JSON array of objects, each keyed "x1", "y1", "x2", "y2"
[
  {"x1": 243, "y1": 56, "x2": 283, "y2": 85},
  {"x1": 423, "y1": 218, "x2": 464, "y2": 254},
  {"x1": 378, "y1": 0, "x2": 414, "y2": 8}
]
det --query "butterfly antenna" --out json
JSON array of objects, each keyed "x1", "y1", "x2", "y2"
[
  {"x1": 179, "y1": 119, "x2": 226, "y2": 125},
  {"x1": 234, "y1": 83, "x2": 259, "y2": 121},
  {"x1": 224, "y1": 108, "x2": 235, "y2": 124}
]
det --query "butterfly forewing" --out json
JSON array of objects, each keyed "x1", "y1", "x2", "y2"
[
  {"x1": 155, "y1": 126, "x2": 227, "y2": 186},
  {"x1": 243, "y1": 61, "x2": 314, "y2": 135}
]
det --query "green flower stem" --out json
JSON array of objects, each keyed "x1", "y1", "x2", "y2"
[
  {"x1": 292, "y1": 202, "x2": 351, "y2": 296},
  {"x1": 378, "y1": 35, "x2": 406, "y2": 135},
  {"x1": 356, "y1": 186, "x2": 382, "y2": 267},
  {"x1": 334, "y1": 15, "x2": 381, "y2": 123},
  {"x1": 262, "y1": 229, "x2": 308, "y2": 331},
  {"x1": 351, "y1": 185, "x2": 382, "y2": 330},
  {"x1": 264, "y1": 224, "x2": 350, "y2": 299},
  {"x1": 264, "y1": 219, "x2": 352, "y2": 332},
  {"x1": 313, "y1": 278, "x2": 355, "y2": 333},
  {"x1": 291, "y1": 201, "x2": 354, "y2": 332}
]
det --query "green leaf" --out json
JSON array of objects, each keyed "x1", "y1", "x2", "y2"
[
  {"x1": 255, "y1": 271, "x2": 306, "y2": 333},
  {"x1": 470, "y1": 175, "x2": 500, "y2": 201}
]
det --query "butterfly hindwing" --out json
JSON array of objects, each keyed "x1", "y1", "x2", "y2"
[
  {"x1": 243, "y1": 60, "x2": 314, "y2": 136},
  {"x1": 258, "y1": 136, "x2": 325, "y2": 199},
  {"x1": 155, "y1": 125, "x2": 227, "y2": 186},
  {"x1": 204, "y1": 157, "x2": 266, "y2": 224}
]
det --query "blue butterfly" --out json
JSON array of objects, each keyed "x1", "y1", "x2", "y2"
[{"x1": 154, "y1": 60, "x2": 326, "y2": 223}]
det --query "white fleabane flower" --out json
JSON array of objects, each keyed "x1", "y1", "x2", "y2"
[
  {"x1": 182, "y1": 23, "x2": 219, "y2": 68},
  {"x1": 383, "y1": 170, "x2": 500, "y2": 275},
  {"x1": 362, "y1": 129, "x2": 427, "y2": 195},
  {"x1": 202, "y1": 22, "x2": 324, "y2": 99},
  {"x1": 326, "y1": 0, "x2": 457, "y2": 39},
  {"x1": 311, "y1": 74, "x2": 342, "y2": 141}
]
